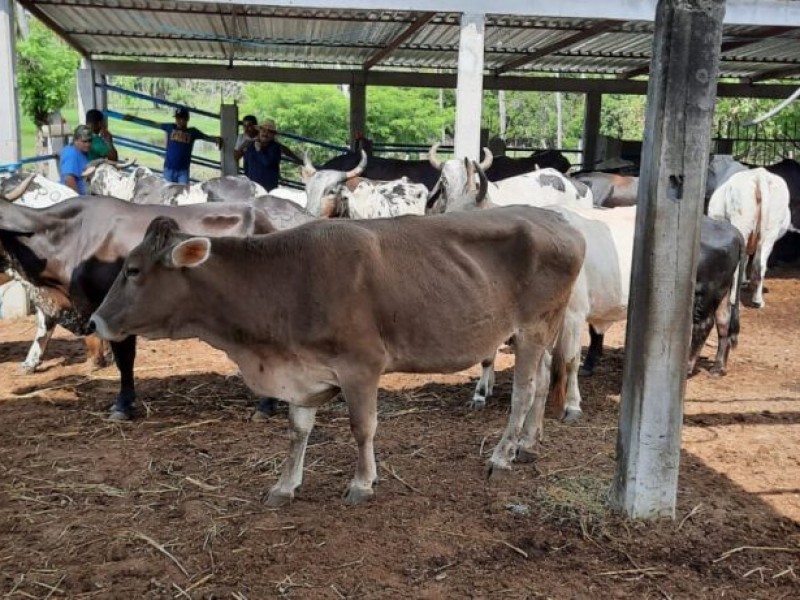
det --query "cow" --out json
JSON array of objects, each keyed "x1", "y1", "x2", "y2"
[
  {"x1": 573, "y1": 172, "x2": 639, "y2": 208},
  {"x1": 88, "y1": 207, "x2": 585, "y2": 505},
  {"x1": 0, "y1": 195, "x2": 313, "y2": 420},
  {"x1": 83, "y1": 160, "x2": 270, "y2": 205},
  {"x1": 707, "y1": 168, "x2": 791, "y2": 308},
  {"x1": 427, "y1": 148, "x2": 593, "y2": 213},
  {"x1": 320, "y1": 147, "x2": 571, "y2": 190},
  {"x1": 762, "y1": 158, "x2": 800, "y2": 265},
  {"x1": 1, "y1": 172, "x2": 77, "y2": 207},
  {"x1": 302, "y1": 151, "x2": 429, "y2": 218},
  {"x1": 706, "y1": 154, "x2": 749, "y2": 198},
  {"x1": 438, "y1": 162, "x2": 745, "y2": 425}
]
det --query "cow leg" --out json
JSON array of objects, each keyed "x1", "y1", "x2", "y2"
[
  {"x1": 517, "y1": 351, "x2": 551, "y2": 462},
  {"x1": 252, "y1": 397, "x2": 280, "y2": 421},
  {"x1": 488, "y1": 334, "x2": 546, "y2": 478},
  {"x1": 580, "y1": 325, "x2": 604, "y2": 376},
  {"x1": 266, "y1": 404, "x2": 318, "y2": 507},
  {"x1": 340, "y1": 375, "x2": 381, "y2": 505},
  {"x1": 688, "y1": 307, "x2": 715, "y2": 376},
  {"x1": 710, "y1": 293, "x2": 733, "y2": 376},
  {"x1": 109, "y1": 336, "x2": 137, "y2": 421},
  {"x1": 84, "y1": 334, "x2": 110, "y2": 370},
  {"x1": 469, "y1": 354, "x2": 496, "y2": 409},
  {"x1": 750, "y1": 237, "x2": 778, "y2": 308},
  {"x1": 20, "y1": 309, "x2": 56, "y2": 373}
]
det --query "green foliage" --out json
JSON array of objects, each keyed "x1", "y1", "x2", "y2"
[{"x1": 17, "y1": 21, "x2": 80, "y2": 127}]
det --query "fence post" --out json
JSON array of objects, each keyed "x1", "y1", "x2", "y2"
[
  {"x1": 0, "y1": 0, "x2": 20, "y2": 165},
  {"x1": 220, "y1": 103, "x2": 239, "y2": 176}
]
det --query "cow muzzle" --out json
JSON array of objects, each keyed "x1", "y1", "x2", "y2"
[{"x1": 87, "y1": 313, "x2": 126, "y2": 342}]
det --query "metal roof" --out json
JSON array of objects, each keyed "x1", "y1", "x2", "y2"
[{"x1": 17, "y1": 0, "x2": 800, "y2": 83}]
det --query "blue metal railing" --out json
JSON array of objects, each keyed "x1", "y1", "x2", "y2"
[
  {"x1": 0, "y1": 154, "x2": 59, "y2": 173},
  {"x1": 101, "y1": 84, "x2": 220, "y2": 120}
]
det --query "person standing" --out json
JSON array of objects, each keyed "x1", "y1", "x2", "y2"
[
  {"x1": 233, "y1": 114, "x2": 259, "y2": 174},
  {"x1": 85, "y1": 109, "x2": 119, "y2": 161},
  {"x1": 59, "y1": 125, "x2": 92, "y2": 194},
  {"x1": 121, "y1": 106, "x2": 222, "y2": 183},
  {"x1": 241, "y1": 119, "x2": 301, "y2": 192}
]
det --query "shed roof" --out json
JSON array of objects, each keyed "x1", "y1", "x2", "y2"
[{"x1": 18, "y1": 0, "x2": 800, "y2": 84}]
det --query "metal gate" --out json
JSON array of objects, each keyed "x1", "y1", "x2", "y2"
[{"x1": 713, "y1": 120, "x2": 800, "y2": 165}]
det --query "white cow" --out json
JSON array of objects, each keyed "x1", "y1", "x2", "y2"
[
  {"x1": 427, "y1": 146, "x2": 593, "y2": 212},
  {"x1": 302, "y1": 151, "x2": 428, "y2": 218},
  {"x1": 0, "y1": 172, "x2": 77, "y2": 207},
  {"x1": 707, "y1": 168, "x2": 791, "y2": 308}
]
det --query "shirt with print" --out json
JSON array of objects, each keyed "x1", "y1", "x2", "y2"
[
  {"x1": 59, "y1": 144, "x2": 89, "y2": 195},
  {"x1": 161, "y1": 124, "x2": 211, "y2": 171}
]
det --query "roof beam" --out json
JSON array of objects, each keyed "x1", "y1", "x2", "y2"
[
  {"x1": 493, "y1": 19, "x2": 618, "y2": 75},
  {"x1": 362, "y1": 11, "x2": 436, "y2": 70},
  {"x1": 618, "y1": 25, "x2": 799, "y2": 79},
  {"x1": 93, "y1": 59, "x2": 800, "y2": 98},
  {"x1": 748, "y1": 64, "x2": 800, "y2": 82}
]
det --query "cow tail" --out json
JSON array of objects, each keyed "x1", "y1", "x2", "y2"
[
  {"x1": 750, "y1": 168, "x2": 769, "y2": 255},
  {"x1": 546, "y1": 332, "x2": 568, "y2": 418}
]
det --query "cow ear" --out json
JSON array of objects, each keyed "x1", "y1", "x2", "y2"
[{"x1": 170, "y1": 237, "x2": 211, "y2": 268}]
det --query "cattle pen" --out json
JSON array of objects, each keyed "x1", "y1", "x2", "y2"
[{"x1": 0, "y1": 265, "x2": 797, "y2": 597}]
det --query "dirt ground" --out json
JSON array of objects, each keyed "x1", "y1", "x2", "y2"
[{"x1": 0, "y1": 267, "x2": 798, "y2": 599}]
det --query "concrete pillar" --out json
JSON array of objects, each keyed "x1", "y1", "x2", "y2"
[
  {"x1": 77, "y1": 59, "x2": 99, "y2": 120},
  {"x1": 349, "y1": 82, "x2": 366, "y2": 152},
  {"x1": 583, "y1": 92, "x2": 602, "y2": 168},
  {"x1": 220, "y1": 103, "x2": 239, "y2": 176},
  {"x1": 453, "y1": 13, "x2": 485, "y2": 161},
  {"x1": 0, "y1": 0, "x2": 21, "y2": 165},
  {"x1": 612, "y1": 0, "x2": 726, "y2": 520}
]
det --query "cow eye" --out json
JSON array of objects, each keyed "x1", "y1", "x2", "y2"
[{"x1": 125, "y1": 266, "x2": 140, "y2": 278}]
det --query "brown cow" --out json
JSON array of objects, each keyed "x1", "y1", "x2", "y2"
[{"x1": 90, "y1": 207, "x2": 585, "y2": 505}]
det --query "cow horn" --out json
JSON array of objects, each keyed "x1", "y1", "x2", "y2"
[
  {"x1": 344, "y1": 150, "x2": 368, "y2": 180},
  {"x1": 465, "y1": 157, "x2": 476, "y2": 192},
  {"x1": 112, "y1": 158, "x2": 137, "y2": 170},
  {"x1": 81, "y1": 158, "x2": 107, "y2": 178},
  {"x1": 301, "y1": 151, "x2": 317, "y2": 179},
  {"x1": 474, "y1": 161, "x2": 488, "y2": 205},
  {"x1": 479, "y1": 147, "x2": 493, "y2": 171},
  {"x1": 428, "y1": 143, "x2": 443, "y2": 171},
  {"x1": 2, "y1": 173, "x2": 36, "y2": 201}
]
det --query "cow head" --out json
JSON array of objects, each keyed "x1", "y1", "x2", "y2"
[
  {"x1": 302, "y1": 150, "x2": 368, "y2": 217},
  {"x1": 426, "y1": 143, "x2": 493, "y2": 213},
  {"x1": 89, "y1": 217, "x2": 211, "y2": 342}
]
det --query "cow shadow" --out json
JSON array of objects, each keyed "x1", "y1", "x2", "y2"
[{"x1": 0, "y1": 338, "x2": 92, "y2": 370}]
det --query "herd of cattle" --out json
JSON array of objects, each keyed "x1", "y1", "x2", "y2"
[{"x1": 0, "y1": 146, "x2": 797, "y2": 506}]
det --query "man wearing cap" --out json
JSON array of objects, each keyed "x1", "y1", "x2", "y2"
[
  {"x1": 59, "y1": 125, "x2": 92, "y2": 194},
  {"x1": 121, "y1": 106, "x2": 222, "y2": 183},
  {"x1": 85, "y1": 109, "x2": 119, "y2": 161},
  {"x1": 240, "y1": 119, "x2": 301, "y2": 192}
]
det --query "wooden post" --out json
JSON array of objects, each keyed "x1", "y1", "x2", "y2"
[
  {"x1": 349, "y1": 80, "x2": 366, "y2": 152},
  {"x1": 220, "y1": 103, "x2": 239, "y2": 176},
  {"x1": 454, "y1": 13, "x2": 485, "y2": 161},
  {"x1": 0, "y1": 0, "x2": 21, "y2": 165},
  {"x1": 582, "y1": 92, "x2": 602, "y2": 168},
  {"x1": 612, "y1": 0, "x2": 726, "y2": 520}
]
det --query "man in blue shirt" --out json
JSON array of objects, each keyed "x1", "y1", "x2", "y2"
[
  {"x1": 160, "y1": 107, "x2": 222, "y2": 183},
  {"x1": 241, "y1": 119, "x2": 301, "y2": 192},
  {"x1": 122, "y1": 107, "x2": 222, "y2": 183},
  {"x1": 60, "y1": 125, "x2": 92, "y2": 194}
]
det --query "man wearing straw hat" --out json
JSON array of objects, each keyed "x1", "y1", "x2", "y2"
[{"x1": 239, "y1": 119, "x2": 301, "y2": 192}]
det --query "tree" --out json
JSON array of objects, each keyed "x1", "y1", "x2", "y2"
[{"x1": 17, "y1": 20, "x2": 79, "y2": 127}]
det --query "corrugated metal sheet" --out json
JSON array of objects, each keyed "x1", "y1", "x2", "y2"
[{"x1": 18, "y1": 1, "x2": 800, "y2": 81}]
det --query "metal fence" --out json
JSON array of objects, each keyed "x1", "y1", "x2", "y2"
[{"x1": 713, "y1": 120, "x2": 800, "y2": 166}]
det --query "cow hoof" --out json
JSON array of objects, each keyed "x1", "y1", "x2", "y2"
[
  {"x1": 265, "y1": 488, "x2": 293, "y2": 508},
  {"x1": 486, "y1": 461, "x2": 512, "y2": 482},
  {"x1": 467, "y1": 397, "x2": 487, "y2": 410},
  {"x1": 19, "y1": 362, "x2": 37, "y2": 374},
  {"x1": 108, "y1": 409, "x2": 132, "y2": 422},
  {"x1": 578, "y1": 367, "x2": 594, "y2": 377},
  {"x1": 561, "y1": 408, "x2": 583, "y2": 424},
  {"x1": 343, "y1": 485, "x2": 374, "y2": 505},
  {"x1": 709, "y1": 367, "x2": 726, "y2": 378},
  {"x1": 251, "y1": 410, "x2": 272, "y2": 422},
  {"x1": 515, "y1": 447, "x2": 539, "y2": 464}
]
